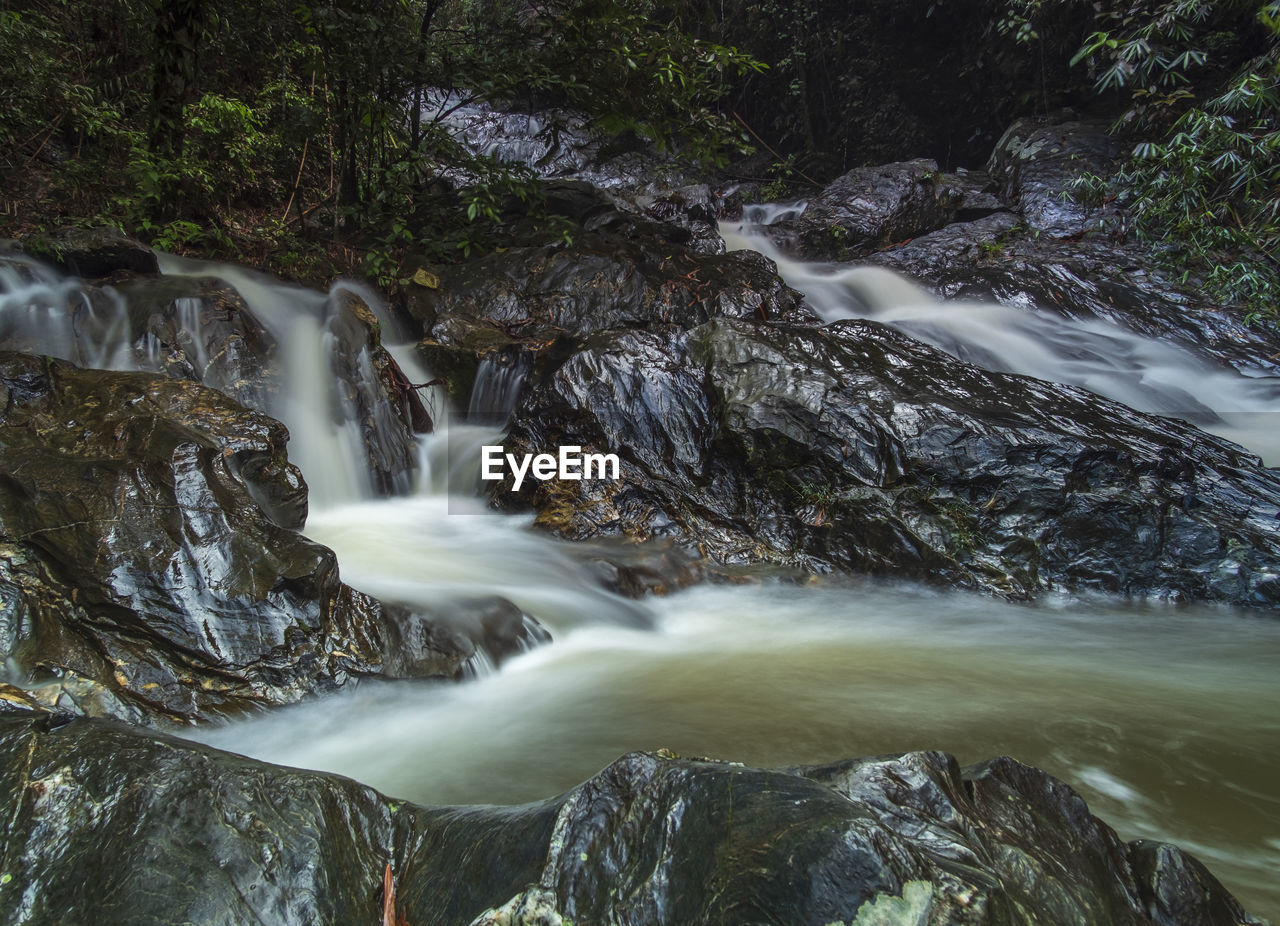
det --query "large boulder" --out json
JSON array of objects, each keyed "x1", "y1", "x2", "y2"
[
  {"x1": 405, "y1": 200, "x2": 810, "y2": 411},
  {"x1": 38, "y1": 226, "x2": 159, "y2": 278},
  {"x1": 987, "y1": 117, "x2": 1120, "y2": 238},
  {"x1": 0, "y1": 353, "x2": 540, "y2": 724},
  {"x1": 763, "y1": 159, "x2": 962, "y2": 260},
  {"x1": 0, "y1": 711, "x2": 1265, "y2": 925},
  {"x1": 496, "y1": 316, "x2": 1280, "y2": 606}
]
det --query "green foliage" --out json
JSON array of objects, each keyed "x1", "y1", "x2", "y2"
[
  {"x1": 0, "y1": 0, "x2": 759, "y2": 271},
  {"x1": 1072, "y1": 1, "x2": 1280, "y2": 318}
]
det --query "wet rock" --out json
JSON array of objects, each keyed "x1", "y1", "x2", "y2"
[
  {"x1": 409, "y1": 232, "x2": 803, "y2": 341},
  {"x1": 635, "y1": 183, "x2": 740, "y2": 254},
  {"x1": 860, "y1": 119, "x2": 1280, "y2": 376},
  {"x1": 0, "y1": 353, "x2": 540, "y2": 724},
  {"x1": 574, "y1": 539, "x2": 707, "y2": 598},
  {"x1": 871, "y1": 222, "x2": 1280, "y2": 378},
  {"x1": 766, "y1": 159, "x2": 961, "y2": 260},
  {"x1": 2, "y1": 257, "x2": 422, "y2": 494},
  {"x1": 112, "y1": 274, "x2": 279, "y2": 408},
  {"x1": 500, "y1": 317, "x2": 1280, "y2": 606},
  {"x1": 0, "y1": 715, "x2": 1265, "y2": 925},
  {"x1": 1128, "y1": 839, "x2": 1262, "y2": 926},
  {"x1": 325, "y1": 287, "x2": 423, "y2": 493},
  {"x1": 41, "y1": 226, "x2": 159, "y2": 278},
  {"x1": 987, "y1": 117, "x2": 1120, "y2": 238},
  {"x1": 405, "y1": 205, "x2": 810, "y2": 416},
  {"x1": 943, "y1": 169, "x2": 1006, "y2": 221}
]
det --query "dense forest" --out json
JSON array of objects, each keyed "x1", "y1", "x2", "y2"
[{"x1": 2, "y1": 0, "x2": 1278, "y2": 315}]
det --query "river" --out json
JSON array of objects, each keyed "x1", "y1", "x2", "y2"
[{"x1": 3, "y1": 220, "x2": 1279, "y2": 917}]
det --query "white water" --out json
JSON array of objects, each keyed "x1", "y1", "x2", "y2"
[
  {"x1": 3, "y1": 248, "x2": 1279, "y2": 917},
  {"x1": 721, "y1": 203, "x2": 1280, "y2": 464},
  {"x1": 0, "y1": 255, "x2": 135, "y2": 370}
]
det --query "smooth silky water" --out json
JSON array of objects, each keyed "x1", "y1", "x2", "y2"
[{"x1": 3, "y1": 241, "x2": 1278, "y2": 917}]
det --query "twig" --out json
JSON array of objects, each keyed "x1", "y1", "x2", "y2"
[
  {"x1": 280, "y1": 135, "x2": 310, "y2": 222},
  {"x1": 382, "y1": 863, "x2": 395, "y2": 926},
  {"x1": 22, "y1": 114, "x2": 67, "y2": 168},
  {"x1": 731, "y1": 111, "x2": 823, "y2": 188},
  {"x1": 289, "y1": 193, "x2": 334, "y2": 226},
  {"x1": 281, "y1": 71, "x2": 317, "y2": 222}
]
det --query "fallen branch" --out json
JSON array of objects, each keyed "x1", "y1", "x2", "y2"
[{"x1": 731, "y1": 111, "x2": 823, "y2": 188}]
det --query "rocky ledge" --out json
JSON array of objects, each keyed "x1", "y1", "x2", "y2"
[
  {"x1": 399, "y1": 157, "x2": 1280, "y2": 607},
  {"x1": 0, "y1": 706, "x2": 1266, "y2": 925},
  {"x1": 0, "y1": 352, "x2": 543, "y2": 725}
]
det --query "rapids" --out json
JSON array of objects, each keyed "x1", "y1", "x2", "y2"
[
  {"x1": 722, "y1": 203, "x2": 1280, "y2": 465},
  {"x1": 2, "y1": 237, "x2": 1278, "y2": 917}
]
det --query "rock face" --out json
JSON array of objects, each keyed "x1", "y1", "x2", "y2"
[
  {"x1": 406, "y1": 195, "x2": 811, "y2": 410},
  {"x1": 113, "y1": 273, "x2": 279, "y2": 409},
  {"x1": 499, "y1": 316, "x2": 1280, "y2": 606},
  {"x1": 0, "y1": 353, "x2": 539, "y2": 724},
  {"x1": 325, "y1": 286, "x2": 425, "y2": 492},
  {"x1": 987, "y1": 118, "x2": 1120, "y2": 238},
  {"x1": 3, "y1": 253, "x2": 424, "y2": 494},
  {"x1": 765, "y1": 158, "x2": 961, "y2": 260},
  {"x1": 0, "y1": 712, "x2": 1265, "y2": 925},
  {"x1": 384, "y1": 163, "x2": 1280, "y2": 608},
  {"x1": 42, "y1": 226, "x2": 160, "y2": 278}
]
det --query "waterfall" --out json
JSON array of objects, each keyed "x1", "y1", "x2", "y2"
[
  {"x1": 6, "y1": 242, "x2": 1279, "y2": 916},
  {"x1": 722, "y1": 204, "x2": 1280, "y2": 464},
  {"x1": 0, "y1": 255, "x2": 135, "y2": 370},
  {"x1": 468, "y1": 346, "x2": 533, "y2": 421}
]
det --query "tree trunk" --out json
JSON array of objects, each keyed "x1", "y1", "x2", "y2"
[{"x1": 150, "y1": 0, "x2": 204, "y2": 160}]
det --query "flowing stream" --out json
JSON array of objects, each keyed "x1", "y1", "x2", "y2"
[
  {"x1": 722, "y1": 203, "x2": 1280, "y2": 466},
  {"x1": 3, "y1": 239, "x2": 1279, "y2": 917}
]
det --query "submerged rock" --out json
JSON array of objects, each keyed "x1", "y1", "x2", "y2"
[
  {"x1": 500, "y1": 316, "x2": 1280, "y2": 606},
  {"x1": 0, "y1": 353, "x2": 540, "y2": 724},
  {"x1": 0, "y1": 713, "x2": 1265, "y2": 925}
]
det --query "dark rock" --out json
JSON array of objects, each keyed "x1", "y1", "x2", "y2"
[
  {"x1": 0, "y1": 353, "x2": 540, "y2": 724},
  {"x1": 765, "y1": 159, "x2": 962, "y2": 260},
  {"x1": 943, "y1": 169, "x2": 1006, "y2": 221},
  {"x1": 1128, "y1": 839, "x2": 1262, "y2": 926},
  {"x1": 0, "y1": 714, "x2": 1265, "y2": 925},
  {"x1": 325, "y1": 287, "x2": 422, "y2": 492},
  {"x1": 635, "y1": 183, "x2": 741, "y2": 254},
  {"x1": 861, "y1": 119, "x2": 1280, "y2": 376},
  {"x1": 3, "y1": 257, "x2": 421, "y2": 495},
  {"x1": 409, "y1": 234, "x2": 804, "y2": 341},
  {"x1": 42, "y1": 226, "x2": 159, "y2": 278},
  {"x1": 112, "y1": 274, "x2": 279, "y2": 409},
  {"x1": 987, "y1": 118, "x2": 1120, "y2": 238},
  {"x1": 868, "y1": 214, "x2": 1280, "y2": 379},
  {"x1": 405, "y1": 208, "x2": 811, "y2": 417},
  {"x1": 499, "y1": 316, "x2": 1280, "y2": 606}
]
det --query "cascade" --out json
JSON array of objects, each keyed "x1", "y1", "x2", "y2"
[
  {"x1": 2, "y1": 248, "x2": 1278, "y2": 915},
  {"x1": 722, "y1": 204, "x2": 1280, "y2": 464}
]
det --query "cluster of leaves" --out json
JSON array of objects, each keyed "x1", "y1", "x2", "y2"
[{"x1": 1072, "y1": 0, "x2": 1280, "y2": 319}]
